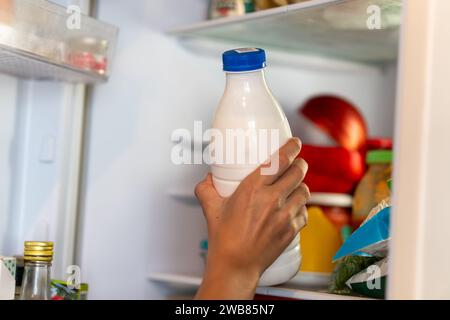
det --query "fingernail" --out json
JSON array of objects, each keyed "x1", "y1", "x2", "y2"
[
  {"x1": 292, "y1": 137, "x2": 302, "y2": 150},
  {"x1": 300, "y1": 158, "x2": 308, "y2": 172},
  {"x1": 291, "y1": 137, "x2": 302, "y2": 155}
]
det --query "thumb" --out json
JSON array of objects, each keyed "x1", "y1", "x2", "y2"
[{"x1": 195, "y1": 173, "x2": 223, "y2": 227}]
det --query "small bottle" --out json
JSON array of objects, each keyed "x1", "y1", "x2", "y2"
[{"x1": 19, "y1": 241, "x2": 54, "y2": 300}]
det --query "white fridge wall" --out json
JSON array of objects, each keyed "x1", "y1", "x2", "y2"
[
  {"x1": 0, "y1": 75, "x2": 18, "y2": 252},
  {"x1": 78, "y1": 0, "x2": 396, "y2": 299}
]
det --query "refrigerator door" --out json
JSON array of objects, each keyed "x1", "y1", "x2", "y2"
[
  {"x1": 0, "y1": 74, "x2": 18, "y2": 256},
  {"x1": 0, "y1": 79, "x2": 86, "y2": 279},
  {"x1": 0, "y1": 0, "x2": 107, "y2": 281},
  {"x1": 0, "y1": 0, "x2": 89, "y2": 280}
]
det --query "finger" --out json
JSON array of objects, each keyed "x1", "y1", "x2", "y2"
[
  {"x1": 284, "y1": 183, "x2": 310, "y2": 219},
  {"x1": 271, "y1": 158, "x2": 308, "y2": 199},
  {"x1": 247, "y1": 137, "x2": 302, "y2": 186},
  {"x1": 195, "y1": 173, "x2": 223, "y2": 222},
  {"x1": 273, "y1": 184, "x2": 309, "y2": 235},
  {"x1": 292, "y1": 206, "x2": 308, "y2": 233},
  {"x1": 278, "y1": 206, "x2": 307, "y2": 248}
]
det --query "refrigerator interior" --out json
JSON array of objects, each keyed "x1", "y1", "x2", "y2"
[
  {"x1": 0, "y1": 0, "x2": 399, "y2": 299},
  {"x1": 77, "y1": 0, "x2": 397, "y2": 299}
]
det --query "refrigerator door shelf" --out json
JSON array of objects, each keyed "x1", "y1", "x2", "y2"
[{"x1": 0, "y1": 0, "x2": 118, "y2": 83}]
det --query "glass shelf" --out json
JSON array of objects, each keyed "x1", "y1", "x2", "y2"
[
  {"x1": 170, "y1": 0, "x2": 402, "y2": 65},
  {"x1": 148, "y1": 272, "x2": 374, "y2": 300},
  {"x1": 0, "y1": 0, "x2": 118, "y2": 83}
]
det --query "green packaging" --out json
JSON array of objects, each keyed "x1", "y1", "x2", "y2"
[
  {"x1": 346, "y1": 258, "x2": 387, "y2": 299},
  {"x1": 50, "y1": 280, "x2": 88, "y2": 300}
]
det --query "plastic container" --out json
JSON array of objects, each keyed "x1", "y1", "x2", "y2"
[
  {"x1": 65, "y1": 36, "x2": 109, "y2": 75},
  {"x1": 352, "y1": 150, "x2": 393, "y2": 228},
  {"x1": 365, "y1": 137, "x2": 393, "y2": 151},
  {"x1": 308, "y1": 193, "x2": 352, "y2": 233},
  {"x1": 211, "y1": 48, "x2": 299, "y2": 286},
  {"x1": 300, "y1": 193, "x2": 352, "y2": 275},
  {"x1": 255, "y1": 0, "x2": 308, "y2": 11},
  {"x1": 209, "y1": 0, "x2": 255, "y2": 19},
  {"x1": 0, "y1": 0, "x2": 118, "y2": 82}
]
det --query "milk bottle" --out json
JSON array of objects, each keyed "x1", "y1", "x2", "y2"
[{"x1": 210, "y1": 48, "x2": 301, "y2": 286}]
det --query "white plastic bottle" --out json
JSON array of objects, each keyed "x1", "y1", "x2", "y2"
[{"x1": 210, "y1": 48, "x2": 301, "y2": 286}]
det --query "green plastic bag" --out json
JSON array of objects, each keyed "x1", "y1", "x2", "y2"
[{"x1": 329, "y1": 255, "x2": 380, "y2": 295}]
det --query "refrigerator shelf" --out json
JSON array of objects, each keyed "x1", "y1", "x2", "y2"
[
  {"x1": 169, "y1": 0, "x2": 401, "y2": 65},
  {"x1": 0, "y1": 0, "x2": 118, "y2": 83},
  {"x1": 148, "y1": 272, "x2": 374, "y2": 300}
]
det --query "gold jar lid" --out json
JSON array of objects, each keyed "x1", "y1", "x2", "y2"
[{"x1": 24, "y1": 241, "x2": 54, "y2": 262}]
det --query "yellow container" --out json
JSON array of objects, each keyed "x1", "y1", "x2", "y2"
[{"x1": 300, "y1": 206, "x2": 342, "y2": 274}]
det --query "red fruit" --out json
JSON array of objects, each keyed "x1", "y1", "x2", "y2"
[
  {"x1": 303, "y1": 171, "x2": 356, "y2": 194},
  {"x1": 297, "y1": 144, "x2": 366, "y2": 194},
  {"x1": 300, "y1": 96, "x2": 367, "y2": 151},
  {"x1": 299, "y1": 145, "x2": 366, "y2": 182}
]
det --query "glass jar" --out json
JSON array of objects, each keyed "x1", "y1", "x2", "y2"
[
  {"x1": 19, "y1": 241, "x2": 54, "y2": 300},
  {"x1": 352, "y1": 150, "x2": 393, "y2": 229},
  {"x1": 20, "y1": 261, "x2": 52, "y2": 300}
]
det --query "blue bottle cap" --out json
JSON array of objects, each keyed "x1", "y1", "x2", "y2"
[{"x1": 222, "y1": 48, "x2": 266, "y2": 72}]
